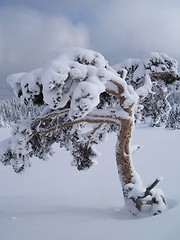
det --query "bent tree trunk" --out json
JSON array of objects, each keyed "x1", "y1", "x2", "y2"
[
  {"x1": 116, "y1": 118, "x2": 133, "y2": 187},
  {"x1": 116, "y1": 117, "x2": 167, "y2": 215}
]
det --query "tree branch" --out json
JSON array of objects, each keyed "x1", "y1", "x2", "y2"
[
  {"x1": 150, "y1": 71, "x2": 180, "y2": 84},
  {"x1": 30, "y1": 113, "x2": 121, "y2": 138},
  {"x1": 141, "y1": 178, "x2": 161, "y2": 198},
  {"x1": 130, "y1": 178, "x2": 163, "y2": 212},
  {"x1": 32, "y1": 108, "x2": 69, "y2": 126},
  {"x1": 109, "y1": 79, "x2": 125, "y2": 94},
  {"x1": 106, "y1": 89, "x2": 119, "y2": 97}
]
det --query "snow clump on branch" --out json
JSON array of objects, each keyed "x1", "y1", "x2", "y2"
[{"x1": 7, "y1": 48, "x2": 136, "y2": 118}]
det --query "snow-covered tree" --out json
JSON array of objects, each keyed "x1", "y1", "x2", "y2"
[
  {"x1": 0, "y1": 98, "x2": 41, "y2": 127},
  {"x1": 166, "y1": 104, "x2": 180, "y2": 129},
  {"x1": 165, "y1": 81, "x2": 180, "y2": 129},
  {"x1": 113, "y1": 52, "x2": 180, "y2": 126},
  {"x1": 0, "y1": 48, "x2": 166, "y2": 215}
]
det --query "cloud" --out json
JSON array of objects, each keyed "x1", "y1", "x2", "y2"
[
  {"x1": 0, "y1": 0, "x2": 180, "y2": 97},
  {"x1": 0, "y1": 6, "x2": 90, "y2": 93},
  {"x1": 89, "y1": 0, "x2": 180, "y2": 64}
]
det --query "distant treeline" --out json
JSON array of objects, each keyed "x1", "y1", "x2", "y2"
[{"x1": 0, "y1": 98, "x2": 41, "y2": 128}]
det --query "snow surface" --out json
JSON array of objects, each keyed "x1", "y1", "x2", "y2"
[{"x1": 0, "y1": 126, "x2": 180, "y2": 240}]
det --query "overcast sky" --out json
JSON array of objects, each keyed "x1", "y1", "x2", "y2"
[{"x1": 0, "y1": 0, "x2": 180, "y2": 96}]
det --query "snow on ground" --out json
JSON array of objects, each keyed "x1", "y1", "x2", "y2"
[{"x1": 0, "y1": 126, "x2": 180, "y2": 240}]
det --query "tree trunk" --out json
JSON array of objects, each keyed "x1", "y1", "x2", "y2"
[
  {"x1": 116, "y1": 117, "x2": 167, "y2": 215},
  {"x1": 116, "y1": 118, "x2": 133, "y2": 187}
]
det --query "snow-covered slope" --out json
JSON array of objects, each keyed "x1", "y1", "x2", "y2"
[{"x1": 0, "y1": 126, "x2": 180, "y2": 240}]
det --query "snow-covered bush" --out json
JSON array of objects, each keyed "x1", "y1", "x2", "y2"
[
  {"x1": 113, "y1": 52, "x2": 180, "y2": 127},
  {"x1": 0, "y1": 48, "x2": 167, "y2": 216}
]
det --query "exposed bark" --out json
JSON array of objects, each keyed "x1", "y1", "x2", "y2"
[
  {"x1": 116, "y1": 118, "x2": 133, "y2": 186},
  {"x1": 114, "y1": 78, "x2": 134, "y2": 186}
]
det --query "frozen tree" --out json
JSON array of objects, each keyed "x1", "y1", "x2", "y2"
[
  {"x1": 0, "y1": 48, "x2": 166, "y2": 215},
  {"x1": 166, "y1": 104, "x2": 180, "y2": 129},
  {"x1": 0, "y1": 98, "x2": 41, "y2": 127},
  {"x1": 141, "y1": 79, "x2": 170, "y2": 127},
  {"x1": 165, "y1": 81, "x2": 180, "y2": 129},
  {"x1": 113, "y1": 52, "x2": 180, "y2": 126}
]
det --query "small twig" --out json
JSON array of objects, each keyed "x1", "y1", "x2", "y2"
[
  {"x1": 141, "y1": 178, "x2": 161, "y2": 199},
  {"x1": 106, "y1": 89, "x2": 119, "y2": 97},
  {"x1": 130, "y1": 178, "x2": 162, "y2": 212}
]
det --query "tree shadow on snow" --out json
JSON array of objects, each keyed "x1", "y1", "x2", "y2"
[
  {"x1": 0, "y1": 197, "x2": 178, "y2": 221},
  {"x1": 52, "y1": 198, "x2": 178, "y2": 221}
]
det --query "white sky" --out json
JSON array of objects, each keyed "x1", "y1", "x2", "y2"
[{"x1": 0, "y1": 0, "x2": 180, "y2": 94}]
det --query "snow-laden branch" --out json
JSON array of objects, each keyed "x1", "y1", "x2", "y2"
[
  {"x1": 112, "y1": 52, "x2": 179, "y2": 99},
  {"x1": 30, "y1": 110, "x2": 121, "y2": 138}
]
